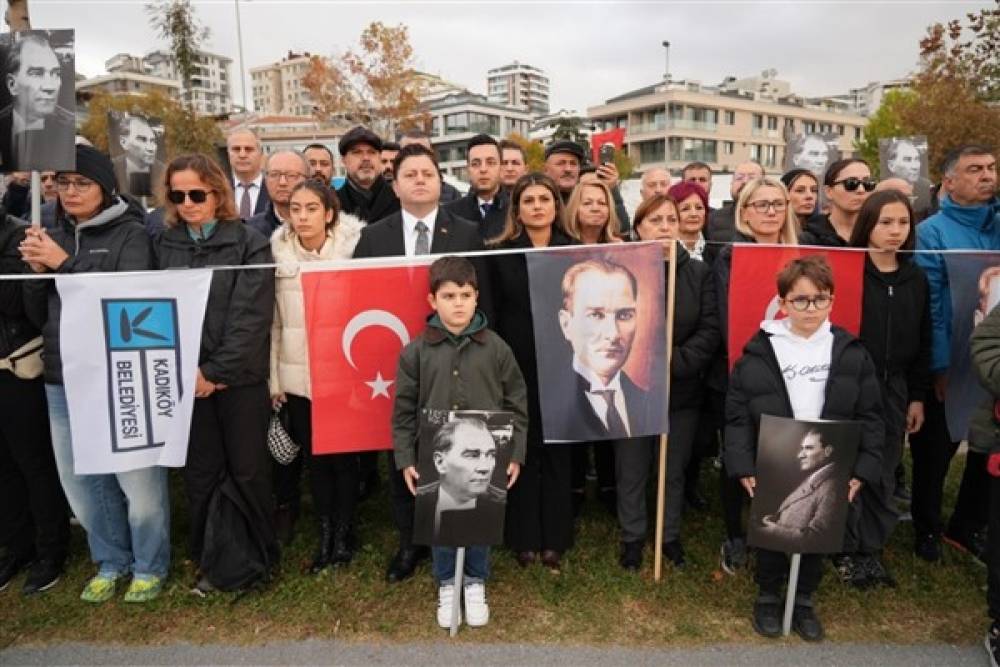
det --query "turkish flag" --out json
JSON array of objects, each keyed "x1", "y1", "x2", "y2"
[
  {"x1": 590, "y1": 128, "x2": 626, "y2": 164},
  {"x1": 728, "y1": 245, "x2": 864, "y2": 370},
  {"x1": 302, "y1": 264, "x2": 432, "y2": 454}
]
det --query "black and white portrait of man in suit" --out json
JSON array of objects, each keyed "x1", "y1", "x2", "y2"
[{"x1": 108, "y1": 111, "x2": 166, "y2": 197}]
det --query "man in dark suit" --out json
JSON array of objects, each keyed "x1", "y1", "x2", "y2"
[
  {"x1": 336, "y1": 126, "x2": 400, "y2": 224},
  {"x1": 545, "y1": 258, "x2": 658, "y2": 442},
  {"x1": 110, "y1": 113, "x2": 166, "y2": 198},
  {"x1": 757, "y1": 430, "x2": 840, "y2": 552},
  {"x1": 227, "y1": 128, "x2": 270, "y2": 219},
  {"x1": 353, "y1": 143, "x2": 490, "y2": 583},
  {"x1": 0, "y1": 33, "x2": 74, "y2": 172},
  {"x1": 398, "y1": 129, "x2": 462, "y2": 204},
  {"x1": 246, "y1": 150, "x2": 309, "y2": 239},
  {"x1": 445, "y1": 134, "x2": 508, "y2": 241},
  {"x1": 414, "y1": 418, "x2": 507, "y2": 547}
]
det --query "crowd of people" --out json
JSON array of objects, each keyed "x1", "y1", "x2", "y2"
[{"x1": 1, "y1": 124, "x2": 998, "y2": 652}]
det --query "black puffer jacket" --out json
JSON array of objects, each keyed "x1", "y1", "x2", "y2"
[
  {"x1": 803, "y1": 214, "x2": 848, "y2": 247},
  {"x1": 23, "y1": 197, "x2": 152, "y2": 384},
  {"x1": 0, "y1": 213, "x2": 38, "y2": 359},
  {"x1": 723, "y1": 325, "x2": 884, "y2": 485},
  {"x1": 669, "y1": 245, "x2": 720, "y2": 410},
  {"x1": 857, "y1": 255, "x2": 932, "y2": 402},
  {"x1": 153, "y1": 220, "x2": 274, "y2": 387}
]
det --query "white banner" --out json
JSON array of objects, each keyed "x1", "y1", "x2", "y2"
[{"x1": 56, "y1": 269, "x2": 212, "y2": 474}]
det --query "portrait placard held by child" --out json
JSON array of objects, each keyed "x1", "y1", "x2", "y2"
[
  {"x1": 724, "y1": 255, "x2": 884, "y2": 642},
  {"x1": 391, "y1": 256, "x2": 528, "y2": 630}
]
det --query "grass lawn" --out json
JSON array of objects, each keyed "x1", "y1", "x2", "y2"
[{"x1": 0, "y1": 450, "x2": 987, "y2": 648}]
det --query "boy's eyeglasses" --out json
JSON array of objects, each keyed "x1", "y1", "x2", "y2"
[
  {"x1": 834, "y1": 177, "x2": 877, "y2": 193},
  {"x1": 783, "y1": 295, "x2": 833, "y2": 312},
  {"x1": 167, "y1": 189, "x2": 211, "y2": 204}
]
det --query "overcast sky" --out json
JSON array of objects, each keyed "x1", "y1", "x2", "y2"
[{"x1": 29, "y1": 0, "x2": 988, "y2": 113}]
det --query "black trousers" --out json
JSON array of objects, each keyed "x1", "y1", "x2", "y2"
[
  {"x1": 285, "y1": 394, "x2": 358, "y2": 527},
  {"x1": 271, "y1": 447, "x2": 302, "y2": 513},
  {"x1": 987, "y1": 471, "x2": 1000, "y2": 619},
  {"x1": 0, "y1": 372, "x2": 68, "y2": 562},
  {"x1": 755, "y1": 549, "x2": 823, "y2": 603},
  {"x1": 505, "y1": 441, "x2": 574, "y2": 553},
  {"x1": 184, "y1": 382, "x2": 278, "y2": 563},
  {"x1": 389, "y1": 457, "x2": 416, "y2": 546},
  {"x1": 613, "y1": 436, "x2": 655, "y2": 543},
  {"x1": 571, "y1": 441, "x2": 616, "y2": 494}
]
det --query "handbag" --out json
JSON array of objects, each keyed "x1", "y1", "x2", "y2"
[
  {"x1": 0, "y1": 336, "x2": 43, "y2": 380},
  {"x1": 267, "y1": 405, "x2": 300, "y2": 465}
]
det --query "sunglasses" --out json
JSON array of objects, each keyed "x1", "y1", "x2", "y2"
[
  {"x1": 834, "y1": 177, "x2": 877, "y2": 193},
  {"x1": 167, "y1": 189, "x2": 211, "y2": 204}
]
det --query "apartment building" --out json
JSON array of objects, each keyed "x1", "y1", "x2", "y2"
[
  {"x1": 487, "y1": 61, "x2": 550, "y2": 116},
  {"x1": 250, "y1": 51, "x2": 315, "y2": 117},
  {"x1": 144, "y1": 49, "x2": 233, "y2": 116},
  {"x1": 587, "y1": 75, "x2": 867, "y2": 175}
]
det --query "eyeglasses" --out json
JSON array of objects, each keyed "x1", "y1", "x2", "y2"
[
  {"x1": 266, "y1": 170, "x2": 306, "y2": 182},
  {"x1": 56, "y1": 177, "x2": 95, "y2": 192},
  {"x1": 40, "y1": 174, "x2": 57, "y2": 182},
  {"x1": 167, "y1": 189, "x2": 211, "y2": 204},
  {"x1": 744, "y1": 199, "x2": 787, "y2": 214},
  {"x1": 783, "y1": 294, "x2": 833, "y2": 312},
  {"x1": 834, "y1": 177, "x2": 877, "y2": 193}
]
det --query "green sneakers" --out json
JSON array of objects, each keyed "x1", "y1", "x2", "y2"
[
  {"x1": 123, "y1": 576, "x2": 164, "y2": 603},
  {"x1": 79, "y1": 573, "x2": 119, "y2": 603}
]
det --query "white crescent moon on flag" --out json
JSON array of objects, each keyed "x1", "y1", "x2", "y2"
[{"x1": 342, "y1": 310, "x2": 411, "y2": 370}]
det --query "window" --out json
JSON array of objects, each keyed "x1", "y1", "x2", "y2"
[
  {"x1": 724, "y1": 110, "x2": 736, "y2": 125},
  {"x1": 854, "y1": 127, "x2": 862, "y2": 140},
  {"x1": 837, "y1": 124, "x2": 845, "y2": 136},
  {"x1": 752, "y1": 114, "x2": 764, "y2": 129},
  {"x1": 724, "y1": 141, "x2": 734, "y2": 155},
  {"x1": 764, "y1": 145, "x2": 778, "y2": 167},
  {"x1": 767, "y1": 116, "x2": 778, "y2": 130},
  {"x1": 803, "y1": 121, "x2": 816, "y2": 133},
  {"x1": 749, "y1": 144, "x2": 761, "y2": 161},
  {"x1": 638, "y1": 139, "x2": 665, "y2": 164},
  {"x1": 668, "y1": 137, "x2": 717, "y2": 163}
]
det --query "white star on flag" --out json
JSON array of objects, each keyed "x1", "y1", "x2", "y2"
[{"x1": 365, "y1": 371, "x2": 394, "y2": 399}]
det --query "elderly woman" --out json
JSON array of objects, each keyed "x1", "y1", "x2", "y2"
[
  {"x1": 21, "y1": 144, "x2": 166, "y2": 603},
  {"x1": 153, "y1": 153, "x2": 277, "y2": 593},
  {"x1": 666, "y1": 181, "x2": 712, "y2": 263},
  {"x1": 269, "y1": 180, "x2": 364, "y2": 573}
]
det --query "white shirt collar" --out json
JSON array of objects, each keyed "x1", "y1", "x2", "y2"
[
  {"x1": 234, "y1": 173, "x2": 263, "y2": 189},
  {"x1": 572, "y1": 355, "x2": 623, "y2": 393}
]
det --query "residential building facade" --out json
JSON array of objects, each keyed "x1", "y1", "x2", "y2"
[
  {"x1": 144, "y1": 49, "x2": 233, "y2": 116},
  {"x1": 250, "y1": 51, "x2": 315, "y2": 117},
  {"x1": 587, "y1": 76, "x2": 867, "y2": 176},
  {"x1": 487, "y1": 61, "x2": 550, "y2": 116}
]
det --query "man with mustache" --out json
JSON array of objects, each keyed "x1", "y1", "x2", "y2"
[
  {"x1": 335, "y1": 126, "x2": 400, "y2": 223},
  {"x1": 548, "y1": 259, "x2": 654, "y2": 441},
  {"x1": 0, "y1": 32, "x2": 74, "y2": 172}
]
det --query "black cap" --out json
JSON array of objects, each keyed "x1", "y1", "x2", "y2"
[
  {"x1": 60, "y1": 144, "x2": 117, "y2": 197},
  {"x1": 338, "y1": 126, "x2": 382, "y2": 156},
  {"x1": 544, "y1": 139, "x2": 586, "y2": 162}
]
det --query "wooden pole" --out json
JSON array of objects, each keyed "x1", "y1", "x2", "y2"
[
  {"x1": 449, "y1": 547, "x2": 465, "y2": 637},
  {"x1": 653, "y1": 239, "x2": 679, "y2": 582},
  {"x1": 30, "y1": 171, "x2": 40, "y2": 228},
  {"x1": 782, "y1": 553, "x2": 802, "y2": 636}
]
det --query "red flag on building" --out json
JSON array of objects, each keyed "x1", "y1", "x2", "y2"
[
  {"x1": 590, "y1": 128, "x2": 626, "y2": 164},
  {"x1": 301, "y1": 264, "x2": 432, "y2": 454},
  {"x1": 728, "y1": 245, "x2": 864, "y2": 369}
]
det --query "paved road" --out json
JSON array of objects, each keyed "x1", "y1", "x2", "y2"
[{"x1": 0, "y1": 640, "x2": 987, "y2": 666}]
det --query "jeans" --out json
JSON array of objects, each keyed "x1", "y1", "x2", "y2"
[
  {"x1": 432, "y1": 545, "x2": 489, "y2": 585},
  {"x1": 46, "y1": 384, "x2": 170, "y2": 578}
]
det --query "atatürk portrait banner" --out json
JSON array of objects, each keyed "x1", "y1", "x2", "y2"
[
  {"x1": 526, "y1": 242, "x2": 667, "y2": 443},
  {"x1": 748, "y1": 415, "x2": 860, "y2": 555}
]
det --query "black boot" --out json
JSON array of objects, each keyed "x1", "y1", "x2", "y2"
[
  {"x1": 330, "y1": 523, "x2": 355, "y2": 566},
  {"x1": 309, "y1": 517, "x2": 334, "y2": 574}
]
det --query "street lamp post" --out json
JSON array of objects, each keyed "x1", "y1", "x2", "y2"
[{"x1": 234, "y1": 0, "x2": 248, "y2": 112}]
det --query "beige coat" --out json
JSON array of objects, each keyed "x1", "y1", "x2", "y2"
[{"x1": 269, "y1": 213, "x2": 364, "y2": 399}]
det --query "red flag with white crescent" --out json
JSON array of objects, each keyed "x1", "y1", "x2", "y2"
[
  {"x1": 302, "y1": 264, "x2": 432, "y2": 454},
  {"x1": 728, "y1": 245, "x2": 864, "y2": 370}
]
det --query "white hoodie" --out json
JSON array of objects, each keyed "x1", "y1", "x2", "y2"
[{"x1": 762, "y1": 318, "x2": 833, "y2": 420}]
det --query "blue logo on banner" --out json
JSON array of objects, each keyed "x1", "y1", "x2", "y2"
[{"x1": 101, "y1": 298, "x2": 183, "y2": 453}]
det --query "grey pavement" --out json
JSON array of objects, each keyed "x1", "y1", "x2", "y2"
[{"x1": 0, "y1": 640, "x2": 987, "y2": 666}]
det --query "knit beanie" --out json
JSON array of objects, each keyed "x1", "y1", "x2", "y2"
[{"x1": 61, "y1": 144, "x2": 117, "y2": 197}]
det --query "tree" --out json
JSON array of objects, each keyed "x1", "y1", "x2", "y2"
[
  {"x1": 857, "y1": 2, "x2": 1000, "y2": 180},
  {"x1": 853, "y1": 89, "x2": 917, "y2": 178},
  {"x1": 304, "y1": 22, "x2": 428, "y2": 138},
  {"x1": 146, "y1": 0, "x2": 209, "y2": 110},
  {"x1": 80, "y1": 90, "x2": 222, "y2": 158},
  {"x1": 547, "y1": 116, "x2": 591, "y2": 159},
  {"x1": 613, "y1": 147, "x2": 635, "y2": 181},
  {"x1": 505, "y1": 132, "x2": 545, "y2": 172}
]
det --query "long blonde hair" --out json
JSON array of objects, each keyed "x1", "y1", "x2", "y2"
[
  {"x1": 734, "y1": 176, "x2": 798, "y2": 245},
  {"x1": 563, "y1": 180, "x2": 621, "y2": 244}
]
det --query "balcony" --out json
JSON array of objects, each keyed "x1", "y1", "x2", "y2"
[
  {"x1": 631, "y1": 120, "x2": 667, "y2": 134},
  {"x1": 751, "y1": 128, "x2": 781, "y2": 139},
  {"x1": 667, "y1": 119, "x2": 717, "y2": 132}
]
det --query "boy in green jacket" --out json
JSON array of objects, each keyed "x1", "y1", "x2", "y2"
[{"x1": 392, "y1": 255, "x2": 528, "y2": 629}]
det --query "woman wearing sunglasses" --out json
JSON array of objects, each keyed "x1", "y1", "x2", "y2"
[
  {"x1": 840, "y1": 190, "x2": 930, "y2": 589},
  {"x1": 153, "y1": 153, "x2": 279, "y2": 593},
  {"x1": 712, "y1": 176, "x2": 801, "y2": 575},
  {"x1": 20, "y1": 145, "x2": 168, "y2": 603},
  {"x1": 805, "y1": 159, "x2": 876, "y2": 247}
]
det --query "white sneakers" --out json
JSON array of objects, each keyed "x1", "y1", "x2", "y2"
[
  {"x1": 436, "y1": 582, "x2": 490, "y2": 628},
  {"x1": 463, "y1": 582, "x2": 489, "y2": 627}
]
